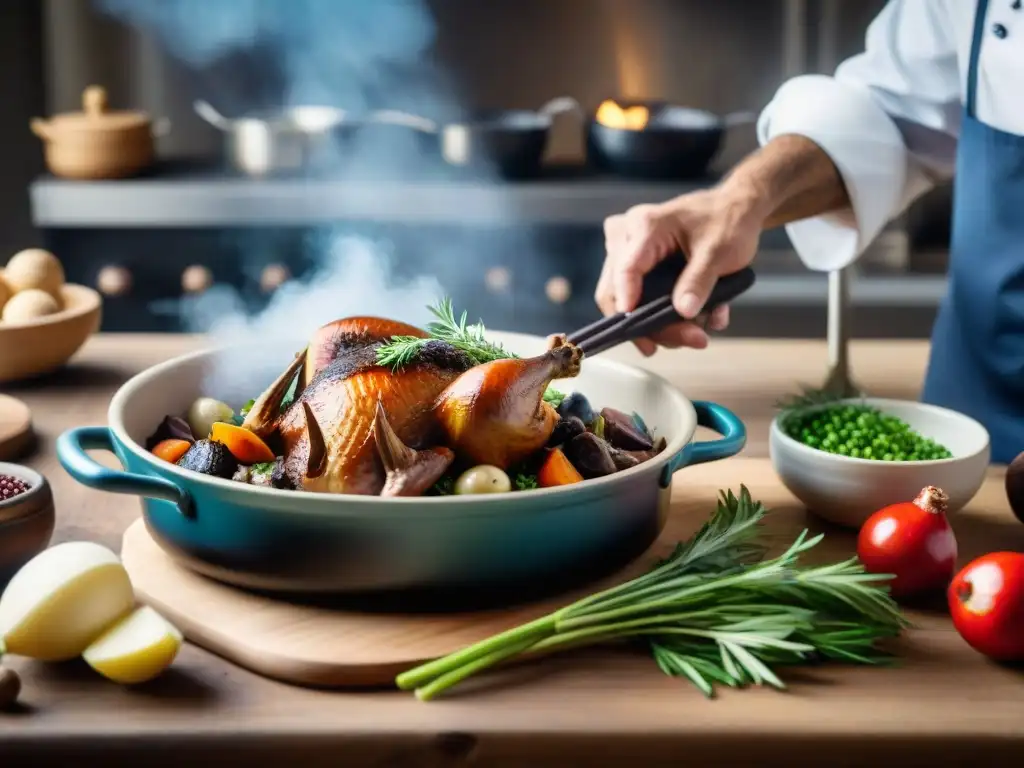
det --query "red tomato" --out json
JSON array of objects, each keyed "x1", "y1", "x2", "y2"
[
  {"x1": 948, "y1": 552, "x2": 1024, "y2": 661},
  {"x1": 856, "y1": 486, "x2": 957, "y2": 599}
]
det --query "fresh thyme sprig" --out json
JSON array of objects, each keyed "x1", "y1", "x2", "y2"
[
  {"x1": 395, "y1": 486, "x2": 908, "y2": 701},
  {"x1": 375, "y1": 298, "x2": 565, "y2": 403}
]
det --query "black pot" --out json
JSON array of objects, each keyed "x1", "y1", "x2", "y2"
[
  {"x1": 367, "y1": 97, "x2": 581, "y2": 178},
  {"x1": 587, "y1": 100, "x2": 755, "y2": 179}
]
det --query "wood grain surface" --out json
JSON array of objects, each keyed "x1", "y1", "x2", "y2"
[
  {"x1": 0, "y1": 393, "x2": 33, "y2": 462},
  {"x1": 2, "y1": 334, "x2": 1023, "y2": 767}
]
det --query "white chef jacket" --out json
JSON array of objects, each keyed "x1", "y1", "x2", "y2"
[{"x1": 757, "y1": 0, "x2": 1024, "y2": 272}]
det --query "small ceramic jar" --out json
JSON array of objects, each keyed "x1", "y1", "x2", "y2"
[
  {"x1": 30, "y1": 85, "x2": 168, "y2": 180},
  {"x1": 0, "y1": 463, "x2": 55, "y2": 585}
]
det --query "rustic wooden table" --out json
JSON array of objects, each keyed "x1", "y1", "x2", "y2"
[{"x1": 1, "y1": 335, "x2": 1022, "y2": 767}]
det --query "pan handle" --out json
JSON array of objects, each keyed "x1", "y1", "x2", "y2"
[
  {"x1": 537, "y1": 96, "x2": 584, "y2": 118},
  {"x1": 366, "y1": 109, "x2": 438, "y2": 133},
  {"x1": 193, "y1": 100, "x2": 232, "y2": 131},
  {"x1": 722, "y1": 111, "x2": 757, "y2": 128}
]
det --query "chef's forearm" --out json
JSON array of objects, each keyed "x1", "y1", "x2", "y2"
[{"x1": 718, "y1": 134, "x2": 851, "y2": 230}]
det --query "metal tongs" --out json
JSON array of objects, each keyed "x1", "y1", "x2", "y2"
[{"x1": 566, "y1": 253, "x2": 757, "y2": 356}]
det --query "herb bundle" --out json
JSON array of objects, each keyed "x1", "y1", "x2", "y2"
[
  {"x1": 396, "y1": 487, "x2": 908, "y2": 700},
  {"x1": 375, "y1": 299, "x2": 565, "y2": 405}
]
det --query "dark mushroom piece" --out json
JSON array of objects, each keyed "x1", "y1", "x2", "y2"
[
  {"x1": 548, "y1": 415, "x2": 586, "y2": 447},
  {"x1": 601, "y1": 407, "x2": 654, "y2": 451},
  {"x1": 563, "y1": 432, "x2": 618, "y2": 479},
  {"x1": 145, "y1": 415, "x2": 195, "y2": 450},
  {"x1": 176, "y1": 439, "x2": 238, "y2": 479}
]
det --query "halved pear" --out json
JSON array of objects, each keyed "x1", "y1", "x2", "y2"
[
  {"x1": 82, "y1": 605, "x2": 183, "y2": 684},
  {"x1": 0, "y1": 541, "x2": 135, "y2": 661}
]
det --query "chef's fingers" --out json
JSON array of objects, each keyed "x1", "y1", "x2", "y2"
[
  {"x1": 611, "y1": 207, "x2": 671, "y2": 313},
  {"x1": 631, "y1": 338, "x2": 658, "y2": 357},
  {"x1": 670, "y1": 242, "x2": 725, "y2": 320},
  {"x1": 647, "y1": 321, "x2": 709, "y2": 350},
  {"x1": 708, "y1": 303, "x2": 730, "y2": 331},
  {"x1": 594, "y1": 255, "x2": 617, "y2": 317}
]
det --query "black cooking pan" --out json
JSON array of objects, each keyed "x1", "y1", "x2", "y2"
[
  {"x1": 587, "y1": 99, "x2": 756, "y2": 179},
  {"x1": 367, "y1": 97, "x2": 581, "y2": 178}
]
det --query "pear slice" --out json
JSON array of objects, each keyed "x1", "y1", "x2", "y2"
[{"x1": 82, "y1": 606, "x2": 183, "y2": 684}]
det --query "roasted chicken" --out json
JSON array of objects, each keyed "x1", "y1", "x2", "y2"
[{"x1": 241, "y1": 316, "x2": 582, "y2": 496}]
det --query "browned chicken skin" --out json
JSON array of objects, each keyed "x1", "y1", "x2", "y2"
[{"x1": 241, "y1": 316, "x2": 582, "y2": 496}]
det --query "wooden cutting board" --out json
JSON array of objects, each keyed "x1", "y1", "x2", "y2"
[
  {"x1": 119, "y1": 458, "x2": 1021, "y2": 690},
  {"x1": 0, "y1": 394, "x2": 33, "y2": 462}
]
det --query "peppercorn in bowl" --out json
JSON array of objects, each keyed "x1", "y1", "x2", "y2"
[
  {"x1": 770, "y1": 398, "x2": 990, "y2": 529},
  {"x1": 0, "y1": 463, "x2": 54, "y2": 584}
]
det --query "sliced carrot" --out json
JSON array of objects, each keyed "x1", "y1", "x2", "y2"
[
  {"x1": 209, "y1": 422, "x2": 276, "y2": 464},
  {"x1": 537, "y1": 448, "x2": 584, "y2": 488},
  {"x1": 152, "y1": 439, "x2": 192, "y2": 464}
]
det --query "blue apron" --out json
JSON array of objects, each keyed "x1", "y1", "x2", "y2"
[{"x1": 921, "y1": 0, "x2": 1024, "y2": 464}]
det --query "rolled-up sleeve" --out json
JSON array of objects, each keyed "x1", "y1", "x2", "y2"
[{"x1": 757, "y1": 0, "x2": 961, "y2": 272}]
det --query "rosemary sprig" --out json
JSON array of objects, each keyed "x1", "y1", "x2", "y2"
[
  {"x1": 376, "y1": 299, "x2": 516, "y2": 369},
  {"x1": 375, "y1": 298, "x2": 565, "y2": 402},
  {"x1": 395, "y1": 486, "x2": 907, "y2": 701}
]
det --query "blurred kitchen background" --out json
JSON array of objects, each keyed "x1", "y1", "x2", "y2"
[{"x1": 2, "y1": 0, "x2": 952, "y2": 337}]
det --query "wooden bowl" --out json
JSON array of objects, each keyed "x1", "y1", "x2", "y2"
[
  {"x1": 0, "y1": 463, "x2": 55, "y2": 585},
  {"x1": 0, "y1": 284, "x2": 102, "y2": 384}
]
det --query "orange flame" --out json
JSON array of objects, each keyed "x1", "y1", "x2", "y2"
[{"x1": 595, "y1": 100, "x2": 650, "y2": 131}]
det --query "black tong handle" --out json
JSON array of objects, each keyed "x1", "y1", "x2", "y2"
[
  {"x1": 638, "y1": 251, "x2": 756, "y2": 313},
  {"x1": 569, "y1": 253, "x2": 756, "y2": 355}
]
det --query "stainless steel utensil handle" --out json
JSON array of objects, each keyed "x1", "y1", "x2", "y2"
[
  {"x1": 193, "y1": 100, "x2": 232, "y2": 130},
  {"x1": 366, "y1": 109, "x2": 438, "y2": 133}
]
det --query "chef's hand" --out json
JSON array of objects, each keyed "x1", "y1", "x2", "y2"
[{"x1": 595, "y1": 187, "x2": 764, "y2": 356}]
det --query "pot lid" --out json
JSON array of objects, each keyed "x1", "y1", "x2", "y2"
[{"x1": 44, "y1": 86, "x2": 150, "y2": 132}]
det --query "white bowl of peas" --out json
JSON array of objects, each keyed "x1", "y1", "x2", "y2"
[{"x1": 770, "y1": 398, "x2": 991, "y2": 529}]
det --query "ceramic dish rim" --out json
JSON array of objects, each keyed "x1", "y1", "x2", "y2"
[
  {"x1": 106, "y1": 337, "x2": 699, "y2": 509},
  {"x1": 0, "y1": 283, "x2": 101, "y2": 332},
  {"x1": 770, "y1": 396, "x2": 991, "y2": 467},
  {"x1": 0, "y1": 461, "x2": 50, "y2": 520}
]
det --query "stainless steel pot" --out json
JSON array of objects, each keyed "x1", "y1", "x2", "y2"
[{"x1": 194, "y1": 100, "x2": 355, "y2": 176}]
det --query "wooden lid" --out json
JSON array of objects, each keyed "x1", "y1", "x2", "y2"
[
  {"x1": 43, "y1": 86, "x2": 150, "y2": 134},
  {"x1": 0, "y1": 395, "x2": 33, "y2": 462}
]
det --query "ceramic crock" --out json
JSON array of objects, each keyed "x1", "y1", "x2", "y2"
[
  {"x1": 56, "y1": 332, "x2": 746, "y2": 595},
  {"x1": 30, "y1": 86, "x2": 168, "y2": 180}
]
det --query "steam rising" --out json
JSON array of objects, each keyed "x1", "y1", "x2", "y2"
[{"x1": 95, "y1": 0, "x2": 485, "y2": 359}]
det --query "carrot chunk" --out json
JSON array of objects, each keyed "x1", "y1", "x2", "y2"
[
  {"x1": 151, "y1": 439, "x2": 192, "y2": 464},
  {"x1": 537, "y1": 448, "x2": 584, "y2": 488},
  {"x1": 209, "y1": 422, "x2": 276, "y2": 464}
]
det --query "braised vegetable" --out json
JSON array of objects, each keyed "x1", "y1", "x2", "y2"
[
  {"x1": 548, "y1": 416, "x2": 586, "y2": 447},
  {"x1": 563, "y1": 432, "x2": 617, "y2": 479},
  {"x1": 145, "y1": 415, "x2": 194, "y2": 450},
  {"x1": 454, "y1": 465, "x2": 512, "y2": 495},
  {"x1": 187, "y1": 397, "x2": 235, "y2": 441},
  {"x1": 557, "y1": 392, "x2": 595, "y2": 427},
  {"x1": 176, "y1": 439, "x2": 238, "y2": 479},
  {"x1": 537, "y1": 448, "x2": 584, "y2": 487},
  {"x1": 601, "y1": 407, "x2": 654, "y2": 451},
  {"x1": 151, "y1": 439, "x2": 192, "y2": 464},
  {"x1": 209, "y1": 422, "x2": 276, "y2": 464}
]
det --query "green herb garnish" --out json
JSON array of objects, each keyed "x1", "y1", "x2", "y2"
[
  {"x1": 428, "y1": 475, "x2": 456, "y2": 496},
  {"x1": 396, "y1": 486, "x2": 907, "y2": 701},
  {"x1": 514, "y1": 473, "x2": 539, "y2": 491},
  {"x1": 250, "y1": 461, "x2": 276, "y2": 475},
  {"x1": 376, "y1": 298, "x2": 564, "y2": 404}
]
